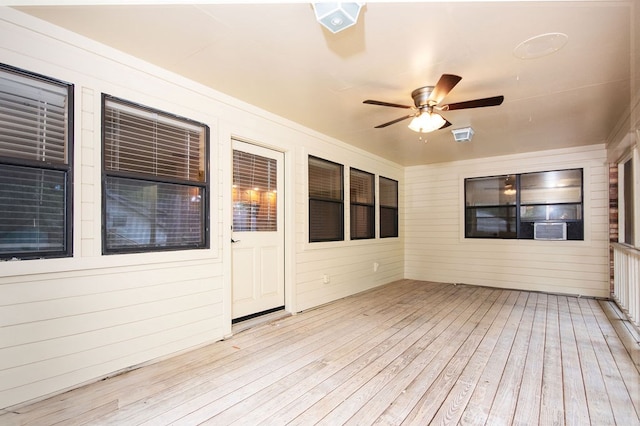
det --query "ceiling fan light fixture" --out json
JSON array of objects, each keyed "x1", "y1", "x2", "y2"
[
  {"x1": 312, "y1": 3, "x2": 364, "y2": 34},
  {"x1": 408, "y1": 112, "x2": 446, "y2": 133},
  {"x1": 451, "y1": 127, "x2": 475, "y2": 142}
]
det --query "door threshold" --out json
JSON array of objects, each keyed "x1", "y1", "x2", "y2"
[{"x1": 232, "y1": 307, "x2": 290, "y2": 334}]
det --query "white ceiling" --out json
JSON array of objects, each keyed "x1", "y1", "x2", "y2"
[{"x1": 14, "y1": 1, "x2": 634, "y2": 166}]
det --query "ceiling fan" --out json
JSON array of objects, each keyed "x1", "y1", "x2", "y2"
[{"x1": 363, "y1": 74, "x2": 504, "y2": 133}]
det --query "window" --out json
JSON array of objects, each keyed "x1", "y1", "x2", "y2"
[
  {"x1": 620, "y1": 155, "x2": 635, "y2": 246},
  {"x1": 233, "y1": 149, "x2": 277, "y2": 232},
  {"x1": 465, "y1": 169, "x2": 583, "y2": 240},
  {"x1": 350, "y1": 168, "x2": 375, "y2": 239},
  {"x1": 102, "y1": 95, "x2": 208, "y2": 253},
  {"x1": 309, "y1": 156, "x2": 343, "y2": 242},
  {"x1": 0, "y1": 64, "x2": 73, "y2": 259},
  {"x1": 379, "y1": 176, "x2": 398, "y2": 238}
]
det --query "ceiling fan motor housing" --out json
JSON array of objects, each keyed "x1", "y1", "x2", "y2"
[{"x1": 411, "y1": 86, "x2": 435, "y2": 107}]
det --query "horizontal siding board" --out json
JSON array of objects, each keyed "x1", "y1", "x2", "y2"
[
  {"x1": 0, "y1": 277, "x2": 218, "y2": 327},
  {"x1": 405, "y1": 145, "x2": 609, "y2": 298},
  {"x1": 0, "y1": 302, "x2": 221, "y2": 369},
  {"x1": 0, "y1": 261, "x2": 222, "y2": 305},
  {"x1": 0, "y1": 327, "x2": 220, "y2": 409},
  {"x1": 0, "y1": 288, "x2": 223, "y2": 349}
]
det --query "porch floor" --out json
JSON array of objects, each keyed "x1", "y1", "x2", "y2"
[{"x1": 2, "y1": 280, "x2": 639, "y2": 425}]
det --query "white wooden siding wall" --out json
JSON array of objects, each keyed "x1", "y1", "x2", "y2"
[
  {"x1": 404, "y1": 145, "x2": 610, "y2": 298},
  {"x1": 294, "y1": 144, "x2": 404, "y2": 312},
  {"x1": 0, "y1": 8, "x2": 404, "y2": 409}
]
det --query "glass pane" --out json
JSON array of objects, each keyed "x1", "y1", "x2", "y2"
[
  {"x1": 233, "y1": 150, "x2": 277, "y2": 232},
  {"x1": 466, "y1": 175, "x2": 516, "y2": 206},
  {"x1": 350, "y1": 168, "x2": 374, "y2": 204},
  {"x1": 520, "y1": 169, "x2": 582, "y2": 204},
  {"x1": 0, "y1": 70, "x2": 69, "y2": 164},
  {"x1": 623, "y1": 158, "x2": 634, "y2": 244},
  {"x1": 379, "y1": 177, "x2": 398, "y2": 208},
  {"x1": 351, "y1": 204, "x2": 374, "y2": 239},
  {"x1": 309, "y1": 199, "x2": 343, "y2": 242},
  {"x1": 380, "y1": 207, "x2": 398, "y2": 238},
  {"x1": 521, "y1": 204, "x2": 582, "y2": 221},
  {"x1": 466, "y1": 206, "x2": 517, "y2": 238},
  {"x1": 0, "y1": 165, "x2": 66, "y2": 254},
  {"x1": 104, "y1": 98, "x2": 206, "y2": 182},
  {"x1": 105, "y1": 177, "x2": 204, "y2": 250},
  {"x1": 309, "y1": 156, "x2": 343, "y2": 200}
]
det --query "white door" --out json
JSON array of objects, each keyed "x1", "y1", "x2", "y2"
[{"x1": 231, "y1": 140, "x2": 285, "y2": 320}]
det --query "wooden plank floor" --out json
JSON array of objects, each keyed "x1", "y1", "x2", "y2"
[{"x1": 2, "y1": 280, "x2": 639, "y2": 425}]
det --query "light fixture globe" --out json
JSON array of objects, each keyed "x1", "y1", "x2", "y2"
[
  {"x1": 408, "y1": 111, "x2": 446, "y2": 133},
  {"x1": 312, "y1": 3, "x2": 364, "y2": 33}
]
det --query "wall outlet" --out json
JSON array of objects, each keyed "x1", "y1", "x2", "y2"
[
  {"x1": 322, "y1": 274, "x2": 330, "y2": 284},
  {"x1": 373, "y1": 262, "x2": 379, "y2": 272}
]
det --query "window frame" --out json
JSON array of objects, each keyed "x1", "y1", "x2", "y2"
[
  {"x1": 101, "y1": 94, "x2": 209, "y2": 254},
  {"x1": 350, "y1": 167, "x2": 375, "y2": 240},
  {"x1": 465, "y1": 168, "x2": 584, "y2": 240},
  {"x1": 0, "y1": 63, "x2": 74, "y2": 260},
  {"x1": 308, "y1": 155, "x2": 344, "y2": 243},
  {"x1": 379, "y1": 176, "x2": 399, "y2": 238},
  {"x1": 618, "y1": 150, "x2": 637, "y2": 247}
]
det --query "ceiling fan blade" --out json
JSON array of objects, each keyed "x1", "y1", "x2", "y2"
[
  {"x1": 439, "y1": 120, "x2": 452, "y2": 130},
  {"x1": 441, "y1": 95, "x2": 504, "y2": 111},
  {"x1": 363, "y1": 99, "x2": 412, "y2": 109},
  {"x1": 429, "y1": 74, "x2": 462, "y2": 104},
  {"x1": 374, "y1": 114, "x2": 413, "y2": 128}
]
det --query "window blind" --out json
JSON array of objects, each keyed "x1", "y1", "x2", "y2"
[
  {"x1": 309, "y1": 156, "x2": 343, "y2": 242},
  {"x1": 0, "y1": 65, "x2": 72, "y2": 259},
  {"x1": 0, "y1": 165, "x2": 66, "y2": 253},
  {"x1": 0, "y1": 72, "x2": 68, "y2": 164},
  {"x1": 104, "y1": 98, "x2": 205, "y2": 183},
  {"x1": 379, "y1": 176, "x2": 398, "y2": 238},
  {"x1": 350, "y1": 168, "x2": 374, "y2": 239},
  {"x1": 232, "y1": 150, "x2": 277, "y2": 232},
  {"x1": 309, "y1": 156, "x2": 343, "y2": 201},
  {"x1": 102, "y1": 95, "x2": 208, "y2": 253},
  {"x1": 105, "y1": 177, "x2": 204, "y2": 249}
]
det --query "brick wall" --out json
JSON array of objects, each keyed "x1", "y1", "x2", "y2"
[{"x1": 608, "y1": 163, "x2": 618, "y2": 293}]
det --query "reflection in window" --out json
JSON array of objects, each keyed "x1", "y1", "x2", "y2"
[
  {"x1": 233, "y1": 150, "x2": 277, "y2": 232},
  {"x1": 350, "y1": 168, "x2": 374, "y2": 240},
  {"x1": 465, "y1": 169, "x2": 583, "y2": 240},
  {"x1": 379, "y1": 177, "x2": 399, "y2": 238},
  {"x1": 309, "y1": 156, "x2": 343, "y2": 242},
  {"x1": 0, "y1": 64, "x2": 73, "y2": 259},
  {"x1": 103, "y1": 95, "x2": 208, "y2": 253}
]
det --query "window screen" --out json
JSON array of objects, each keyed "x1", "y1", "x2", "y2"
[
  {"x1": 379, "y1": 176, "x2": 398, "y2": 238},
  {"x1": 0, "y1": 64, "x2": 73, "y2": 259},
  {"x1": 350, "y1": 168, "x2": 374, "y2": 239},
  {"x1": 309, "y1": 155, "x2": 343, "y2": 242},
  {"x1": 103, "y1": 95, "x2": 208, "y2": 253}
]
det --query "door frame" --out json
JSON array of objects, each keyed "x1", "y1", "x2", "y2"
[{"x1": 225, "y1": 134, "x2": 295, "y2": 335}]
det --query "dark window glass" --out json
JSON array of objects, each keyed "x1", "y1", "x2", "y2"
[
  {"x1": 622, "y1": 158, "x2": 634, "y2": 245},
  {"x1": 379, "y1": 176, "x2": 398, "y2": 238},
  {"x1": 309, "y1": 156, "x2": 343, "y2": 242},
  {"x1": 350, "y1": 168, "x2": 374, "y2": 240},
  {"x1": 465, "y1": 169, "x2": 583, "y2": 240},
  {"x1": 103, "y1": 95, "x2": 208, "y2": 253},
  {"x1": 0, "y1": 64, "x2": 73, "y2": 259}
]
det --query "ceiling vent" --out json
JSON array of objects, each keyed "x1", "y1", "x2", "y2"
[{"x1": 451, "y1": 127, "x2": 474, "y2": 142}]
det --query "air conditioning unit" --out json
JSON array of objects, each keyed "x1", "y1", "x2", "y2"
[{"x1": 534, "y1": 222, "x2": 567, "y2": 240}]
